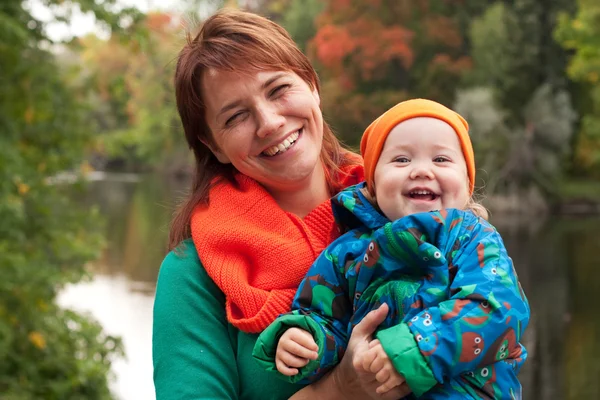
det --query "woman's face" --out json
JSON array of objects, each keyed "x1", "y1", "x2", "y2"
[{"x1": 202, "y1": 69, "x2": 324, "y2": 194}]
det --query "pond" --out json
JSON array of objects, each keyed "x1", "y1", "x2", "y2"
[{"x1": 59, "y1": 173, "x2": 600, "y2": 399}]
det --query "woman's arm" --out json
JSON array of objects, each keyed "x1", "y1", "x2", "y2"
[
  {"x1": 290, "y1": 304, "x2": 411, "y2": 400},
  {"x1": 253, "y1": 242, "x2": 357, "y2": 383},
  {"x1": 152, "y1": 240, "x2": 238, "y2": 399}
]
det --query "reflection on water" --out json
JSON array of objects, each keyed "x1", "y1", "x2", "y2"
[
  {"x1": 62, "y1": 174, "x2": 600, "y2": 399},
  {"x1": 58, "y1": 276, "x2": 155, "y2": 400},
  {"x1": 60, "y1": 173, "x2": 187, "y2": 400}
]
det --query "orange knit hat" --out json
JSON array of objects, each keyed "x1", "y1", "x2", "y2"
[{"x1": 360, "y1": 98, "x2": 475, "y2": 195}]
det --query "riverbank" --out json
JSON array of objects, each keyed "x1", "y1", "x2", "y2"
[
  {"x1": 554, "y1": 179, "x2": 600, "y2": 214},
  {"x1": 483, "y1": 179, "x2": 600, "y2": 216}
]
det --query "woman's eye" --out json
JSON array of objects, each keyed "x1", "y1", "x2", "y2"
[
  {"x1": 225, "y1": 111, "x2": 244, "y2": 126},
  {"x1": 270, "y1": 84, "x2": 290, "y2": 97},
  {"x1": 393, "y1": 157, "x2": 410, "y2": 163}
]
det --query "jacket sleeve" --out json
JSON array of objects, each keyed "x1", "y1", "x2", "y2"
[
  {"x1": 376, "y1": 210, "x2": 530, "y2": 396},
  {"x1": 153, "y1": 240, "x2": 239, "y2": 399},
  {"x1": 253, "y1": 237, "x2": 360, "y2": 383}
]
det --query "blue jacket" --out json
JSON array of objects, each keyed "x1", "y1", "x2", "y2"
[{"x1": 253, "y1": 183, "x2": 530, "y2": 398}]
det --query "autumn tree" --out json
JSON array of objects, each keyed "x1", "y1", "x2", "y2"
[
  {"x1": 78, "y1": 12, "x2": 186, "y2": 172},
  {"x1": 307, "y1": 0, "x2": 474, "y2": 145},
  {"x1": 0, "y1": 0, "x2": 138, "y2": 397}
]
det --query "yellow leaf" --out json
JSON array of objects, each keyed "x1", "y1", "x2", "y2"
[
  {"x1": 80, "y1": 161, "x2": 94, "y2": 176},
  {"x1": 28, "y1": 331, "x2": 46, "y2": 350},
  {"x1": 17, "y1": 182, "x2": 30, "y2": 196}
]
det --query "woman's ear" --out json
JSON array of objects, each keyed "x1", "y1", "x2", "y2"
[{"x1": 200, "y1": 138, "x2": 231, "y2": 164}]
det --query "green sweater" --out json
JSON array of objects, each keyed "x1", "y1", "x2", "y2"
[{"x1": 152, "y1": 239, "x2": 307, "y2": 399}]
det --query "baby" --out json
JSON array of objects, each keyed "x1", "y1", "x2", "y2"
[{"x1": 253, "y1": 99, "x2": 530, "y2": 398}]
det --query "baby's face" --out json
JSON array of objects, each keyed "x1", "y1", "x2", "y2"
[{"x1": 373, "y1": 117, "x2": 470, "y2": 221}]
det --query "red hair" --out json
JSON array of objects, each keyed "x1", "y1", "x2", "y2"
[{"x1": 170, "y1": 9, "x2": 359, "y2": 249}]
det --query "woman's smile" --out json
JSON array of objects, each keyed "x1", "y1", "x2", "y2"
[
  {"x1": 262, "y1": 128, "x2": 302, "y2": 157},
  {"x1": 202, "y1": 69, "x2": 325, "y2": 194}
]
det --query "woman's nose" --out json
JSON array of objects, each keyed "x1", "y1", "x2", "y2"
[{"x1": 255, "y1": 104, "x2": 285, "y2": 138}]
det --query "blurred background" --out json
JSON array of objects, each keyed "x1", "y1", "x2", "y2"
[{"x1": 2, "y1": 0, "x2": 599, "y2": 399}]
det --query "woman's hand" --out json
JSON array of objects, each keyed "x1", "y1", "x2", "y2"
[
  {"x1": 289, "y1": 304, "x2": 412, "y2": 400},
  {"x1": 334, "y1": 303, "x2": 413, "y2": 399}
]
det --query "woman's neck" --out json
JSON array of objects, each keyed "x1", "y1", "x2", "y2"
[{"x1": 268, "y1": 165, "x2": 330, "y2": 218}]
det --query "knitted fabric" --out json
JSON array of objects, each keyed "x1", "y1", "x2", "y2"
[
  {"x1": 190, "y1": 163, "x2": 364, "y2": 333},
  {"x1": 360, "y1": 98, "x2": 475, "y2": 194}
]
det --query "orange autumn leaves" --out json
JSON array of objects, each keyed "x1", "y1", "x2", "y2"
[
  {"x1": 312, "y1": 18, "x2": 414, "y2": 84},
  {"x1": 309, "y1": 0, "x2": 470, "y2": 92},
  {"x1": 306, "y1": 0, "x2": 472, "y2": 143}
]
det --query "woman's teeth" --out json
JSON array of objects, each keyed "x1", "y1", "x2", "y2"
[{"x1": 263, "y1": 130, "x2": 300, "y2": 156}]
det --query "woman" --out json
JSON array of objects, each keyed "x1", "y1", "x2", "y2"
[{"x1": 152, "y1": 9, "x2": 410, "y2": 399}]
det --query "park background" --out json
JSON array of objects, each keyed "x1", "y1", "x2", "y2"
[{"x1": 2, "y1": 0, "x2": 600, "y2": 399}]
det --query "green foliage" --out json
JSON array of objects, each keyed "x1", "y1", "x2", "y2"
[
  {"x1": 453, "y1": 87, "x2": 510, "y2": 190},
  {"x1": 455, "y1": 84, "x2": 576, "y2": 195},
  {"x1": 555, "y1": 0, "x2": 600, "y2": 176},
  {"x1": 58, "y1": 0, "x2": 597, "y2": 205},
  {"x1": 77, "y1": 13, "x2": 186, "y2": 172},
  {"x1": 1, "y1": 0, "x2": 125, "y2": 398},
  {"x1": 497, "y1": 0, "x2": 574, "y2": 122},
  {"x1": 279, "y1": 0, "x2": 324, "y2": 52},
  {"x1": 467, "y1": 3, "x2": 511, "y2": 91}
]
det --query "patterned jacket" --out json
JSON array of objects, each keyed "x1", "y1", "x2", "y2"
[{"x1": 253, "y1": 183, "x2": 530, "y2": 397}]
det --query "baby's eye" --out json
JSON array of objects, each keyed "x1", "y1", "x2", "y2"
[
  {"x1": 433, "y1": 156, "x2": 449, "y2": 163},
  {"x1": 393, "y1": 156, "x2": 410, "y2": 163}
]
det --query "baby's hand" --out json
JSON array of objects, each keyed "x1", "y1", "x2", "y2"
[
  {"x1": 361, "y1": 339, "x2": 406, "y2": 394},
  {"x1": 275, "y1": 327, "x2": 319, "y2": 376}
]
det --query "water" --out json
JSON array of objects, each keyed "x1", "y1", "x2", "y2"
[
  {"x1": 58, "y1": 173, "x2": 186, "y2": 400},
  {"x1": 60, "y1": 173, "x2": 600, "y2": 399}
]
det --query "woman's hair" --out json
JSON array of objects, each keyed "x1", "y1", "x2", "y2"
[{"x1": 169, "y1": 9, "x2": 359, "y2": 250}]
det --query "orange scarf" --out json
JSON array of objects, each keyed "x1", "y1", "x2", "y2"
[{"x1": 191, "y1": 164, "x2": 364, "y2": 333}]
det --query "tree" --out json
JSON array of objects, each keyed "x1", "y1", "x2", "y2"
[
  {"x1": 0, "y1": 0, "x2": 137, "y2": 397},
  {"x1": 455, "y1": 84, "x2": 576, "y2": 198},
  {"x1": 77, "y1": 12, "x2": 189, "y2": 173},
  {"x1": 493, "y1": 0, "x2": 575, "y2": 123},
  {"x1": 555, "y1": 0, "x2": 600, "y2": 176},
  {"x1": 307, "y1": 0, "x2": 474, "y2": 145}
]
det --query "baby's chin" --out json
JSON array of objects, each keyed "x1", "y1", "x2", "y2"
[{"x1": 406, "y1": 201, "x2": 441, "y2": 215}]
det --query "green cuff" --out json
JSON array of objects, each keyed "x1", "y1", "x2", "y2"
[
  {"x1": 376, "y1": 323, "x2": 437, "y2": 397},
  {"x1": 252, "y1": 314, "x2": 326, "y2": 383}
]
